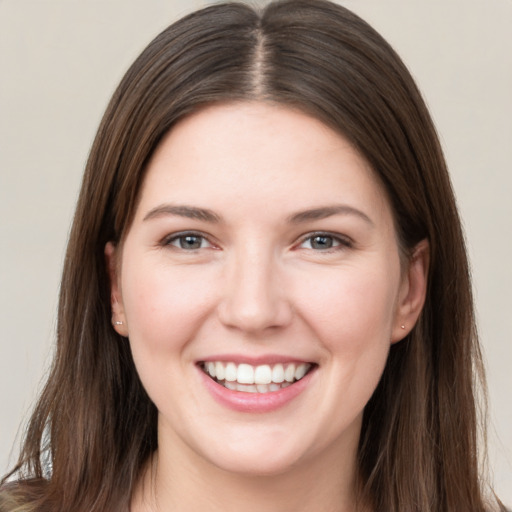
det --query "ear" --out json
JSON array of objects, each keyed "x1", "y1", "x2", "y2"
[
  {"x1": 391, "y1": 239, "x2": 429, "y2": 343},
  {"x1": 105, "y1": 241, "x2": 128, "y2": 337}
]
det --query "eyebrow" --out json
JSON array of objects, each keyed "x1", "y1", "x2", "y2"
[
  {"x1": 143, "y1": 204, "x2": 222, "y2": 223},
  {"x1": 143, "y1": 203, "x2": 373, "y2": 226},
  {"x1": 287, "y1": 205, "x2": 374, "y2": 226}
]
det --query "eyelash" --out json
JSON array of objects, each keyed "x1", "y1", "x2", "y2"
[
  {"x1": 162, "y1": 231, "x2": 352, "y2": 253},
  {"x1": 297, "y1": 232, "x2": 353, "y2": 252},
  {"x1": 162, "y1": 231, "x2": 214, "y2": 251}
]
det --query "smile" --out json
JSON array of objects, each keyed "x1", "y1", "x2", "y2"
[{"x1": 200, "y1": 361, "x2": 313, "y2": 393}]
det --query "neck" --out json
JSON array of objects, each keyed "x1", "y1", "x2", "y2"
[{"x1": 131, "y1": 427, "x2": 366, "y2": 512}]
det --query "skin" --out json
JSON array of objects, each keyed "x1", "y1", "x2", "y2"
[{"x1": 106, "y1": 102, "x2": 428, "y2": 512}]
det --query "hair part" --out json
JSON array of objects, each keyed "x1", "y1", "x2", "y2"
[{"x1": 1, "y1": 1, "x2": 503, "y2": 511}]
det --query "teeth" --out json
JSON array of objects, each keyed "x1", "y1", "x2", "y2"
[
  {"x1": 237, "y1": 364, "x2": 254, "y2": 384},
  {"x1": 215, "y1": 362, "x2": 225, "y2": 381},
  {"x1": 271, "y1": 364, "x2": 285, "y2": 383},
  {"x1": 238, "y1": 384, "x2": 258, "y2": 393},
  {"x1": 254, "y1": 365, "x2": 272, "y2": 384},
  {"x1": 202, "y1": 361, "x2": 312, "y2": 392},
  {"x1": 284, "y1": 364, "x2": 295, "y2": 382},
  {"x1": 225, "y1": 362, "x2": 237, "y2": 382},
  {"x1": 295, "y1": 363, "x2": 308, "y2": 380}
]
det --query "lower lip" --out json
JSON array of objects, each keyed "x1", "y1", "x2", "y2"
[{"x1": 198, "y1": 366, "x2": 315, "y2": 413}]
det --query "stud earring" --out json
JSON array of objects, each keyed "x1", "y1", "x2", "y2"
[
  {"x1": 401, "y1": 325, "x2": 406, "y2": 329},
  {"x1": 114, "y1": 321, "x2": 124, "y2": 326}
]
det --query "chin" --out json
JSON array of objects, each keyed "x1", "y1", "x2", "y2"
[
  {"x1": 191, "y1": 427, "x2": 323, "y2": 478},
  {"x1": 210, "y1": 449, "x2": 304, "y2": 478}
]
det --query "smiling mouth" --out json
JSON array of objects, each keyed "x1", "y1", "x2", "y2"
[{"x1": 199, "y1": 361, "x2": 314, "y2": 393}]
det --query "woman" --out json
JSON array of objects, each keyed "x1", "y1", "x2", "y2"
[{"x1": 0, "y1": 0, "x2": 505, "y2": 510}]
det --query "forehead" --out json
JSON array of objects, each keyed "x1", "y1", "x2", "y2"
[{"x1": 134, "y1": 102, "x2": 393, "y2": 225}]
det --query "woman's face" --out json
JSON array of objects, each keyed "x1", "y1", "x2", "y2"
[{"x1": 108, "y1": 102, "x2": 426, "y2": 477}]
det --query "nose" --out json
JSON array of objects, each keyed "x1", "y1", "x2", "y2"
[{"x1": 217, "y1": 246, "x2": 293, "y2": 334}]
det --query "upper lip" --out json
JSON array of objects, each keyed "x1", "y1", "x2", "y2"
[{"x1": 198, "y1": 354, "x2": 314, "y2": 365}]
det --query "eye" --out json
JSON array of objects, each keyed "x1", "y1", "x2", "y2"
[
  {"x1": 299, "y1": 233, "x2": 351, "y2": 251},
  {"x1": 164, "y1": 232, "x2": 212, "y2": 250}
]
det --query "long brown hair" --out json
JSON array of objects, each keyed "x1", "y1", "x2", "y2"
[{"x1": 1, "y1": 1, "x2": 503, "y2": 510}]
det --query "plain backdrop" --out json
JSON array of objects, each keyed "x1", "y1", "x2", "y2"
[{"x1": 1, "y1": 0, "x2": 510, "y2": 505}]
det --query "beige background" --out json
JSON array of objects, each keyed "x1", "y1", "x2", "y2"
[{"x1": 1, "y1": 0, "x2": 510, "y2": 504}]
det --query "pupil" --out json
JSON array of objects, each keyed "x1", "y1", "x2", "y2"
[
  {"x1": 312, "y1": 236, "x2": 332, "y2": 249},
  {"x1": 181, "y1": 236, "x2": 201, "y2": 249}
]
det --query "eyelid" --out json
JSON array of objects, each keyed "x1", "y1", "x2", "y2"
[
  {"x1": 296, "y1": 231, "x2": 354, "y2": 250},
  {"x1": 161, "y1": 230, "x2": 217, "y2": 250},
  {"x1": 159, "y1": 230, "x2": 352, "y2": 252}
]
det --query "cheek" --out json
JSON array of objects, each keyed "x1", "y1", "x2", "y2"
[
  {"x1": 120, "y1": 258, "x2": 218, "y2": 355},
  {"x1": 295, "y1": 264, "x2": 399, "y2": 425},
  {"x1": 119, "y1": 258, "x2": 220, "y2": 415},
  {"x1": 291, "y1": 259, "x2": 401, "y2": 415},
  {"x1": 295, "y1": 263, "x2": 400, "y2": 348}
]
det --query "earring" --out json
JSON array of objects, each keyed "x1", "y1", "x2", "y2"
[
  {"x1": 112, "y1": 316, "x2": 124, "y2": 326},
  {"x1": 401, "y1": 325, "x2": 405, "y2": 329}
]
